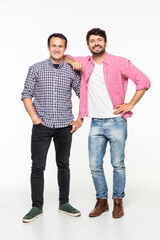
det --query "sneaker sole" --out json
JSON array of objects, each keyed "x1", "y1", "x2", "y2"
[
  {"x1": 22, "y1": 213, "x2": 43, "y2": 223},
  {"x1": 58, "y1": 209, "x2": 81, "y2": 217}
]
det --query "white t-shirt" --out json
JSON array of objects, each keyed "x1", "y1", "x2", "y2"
[{"x1": 88, "y1": 62, "x2": 120, "y2": 118}]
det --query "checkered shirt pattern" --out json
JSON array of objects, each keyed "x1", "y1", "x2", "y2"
[{"x1": 21, "y1": 58, "x2": 81, "y2": 128}]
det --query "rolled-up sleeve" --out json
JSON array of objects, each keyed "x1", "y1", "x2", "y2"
[
  {"x1": 21, "y1": 65, "x2": 38, "y2": 101},
  {"x1": 119, "y1": 57, "x2": 151, "y2": 90}
]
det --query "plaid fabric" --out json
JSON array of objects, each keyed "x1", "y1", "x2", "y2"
[{"x1": 21, "y1": 58, "x2": 80, "y2": 128}]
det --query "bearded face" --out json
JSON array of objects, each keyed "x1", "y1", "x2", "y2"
[{"x1": 88, "y1": 35, "x2": 107, "y2": 56}]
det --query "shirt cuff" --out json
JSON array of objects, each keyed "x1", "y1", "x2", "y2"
[{"x1": 21, "y1": 95, "x2": 32, "y2": 101}]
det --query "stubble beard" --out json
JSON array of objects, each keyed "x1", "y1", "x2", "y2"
[{"x1": 90, "y1": 46, "x2": 106, "y2": 56}]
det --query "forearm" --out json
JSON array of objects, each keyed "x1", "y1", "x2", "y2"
[
  {"x1": 63, "y1": 56, "x2": 75, "y2": 65},
  {"x1": 77, "y1": 111, "x2": 83, "y2": 122},
  {"x1": 23, "y1": 98, "x2": 40, "y2": 123},
  {"x1": 70, "y1": 110, "x2": 83, "y2": 133},
  {"x1": 113, "y1": 88, "x2": 147, "y2": 116},
  {"x1": 64, "y1": 56, "x2": 83, "y2": 71},
  {"x1": 129, "y1": 88, "x2": 147, "y2": 108}
]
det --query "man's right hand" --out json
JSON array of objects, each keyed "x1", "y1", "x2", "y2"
[
  {"x1": 64, "y1": 56, "x2": 83, "y2": 71},
  {"x1": 23, "y1": 98, "x2": 42, "y2": 125},
  {"x1": 72, "y1": 61, "x2": 83, "y2": 71},
  {"x1": 31, "y1": 115, "x2": 42, "y2": 125}
]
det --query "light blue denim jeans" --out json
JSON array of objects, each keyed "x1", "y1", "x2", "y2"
[{"x1": 88, "y1": 117, "x2": 127, "y2": 199}]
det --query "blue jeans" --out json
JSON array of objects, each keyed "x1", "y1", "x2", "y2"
[{"x1": 88, "y1": 117, "x2": 127, "y2": 199}]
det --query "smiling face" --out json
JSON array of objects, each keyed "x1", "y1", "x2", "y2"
[
  {"x1": 48, "y1": 37, "x2": 67, "y2": 63},
  {"x1": 87, "y1": 35, "x2": 107, "y2": 56}
]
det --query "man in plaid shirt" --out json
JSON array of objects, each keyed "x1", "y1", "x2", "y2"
[{"x1": 21, "y1": 33, "x2": 82, "y2": 223}]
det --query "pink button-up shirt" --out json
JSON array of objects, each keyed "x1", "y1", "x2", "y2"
[{"x1": 68, "y1": 52, "x2": 151, "y2": 119}]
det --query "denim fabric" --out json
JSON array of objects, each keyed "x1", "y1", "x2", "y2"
[{"x1": 88, "y1": 117, "x2": 127, "y2": 199}]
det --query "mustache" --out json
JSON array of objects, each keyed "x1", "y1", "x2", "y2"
[{"x1": 93, "y1": 45, "x2": 102, "y2": 48}]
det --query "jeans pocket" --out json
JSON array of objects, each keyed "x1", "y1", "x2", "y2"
[
  {"x1": 33, "y1": 123, "x2": 42, "y2": 126},
  {"x1": 114, "y1": 117, "x2": 126, "y2": 122}
]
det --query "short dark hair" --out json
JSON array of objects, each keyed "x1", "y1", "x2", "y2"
[
  {"x1": 48, "y1": 33, "x2": 68, "y2": 47},
  {"x1": 86, "y1": 28, "x2": 107, "y2": 44}
]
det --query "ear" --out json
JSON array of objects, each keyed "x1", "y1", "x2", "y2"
[
  {"x1": 47, "y1": 44, "x2": 50, "y2": 50},
  {"x1": 105, "y1": 42, "x2": 108, "y2": 48},
  {"x1": 64, "y1": 46, "x2": 67, "y2": 52},
  {"x1": 87, "y1": 44, "x2": 90, "y2": 50}
]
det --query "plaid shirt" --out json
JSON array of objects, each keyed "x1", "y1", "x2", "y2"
[{"x1": 21, "y1": 58, "x2": 81, "y2": 128}]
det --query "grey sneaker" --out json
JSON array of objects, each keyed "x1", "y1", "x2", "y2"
[
  {"x1": 58, "y1": 203, "x2": 81, "y2": 217},
  {"x1": 22, "y1": 207, "x2": 43, "y2": 223}
]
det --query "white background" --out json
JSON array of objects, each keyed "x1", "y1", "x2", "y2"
[{"x1": 0, "y1": 0, "x2": 160, "y2": 240}]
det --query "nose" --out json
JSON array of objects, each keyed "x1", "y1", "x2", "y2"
[
  {"x1": 95, "y1": 40, "x2": 99, "y2": 45},
  {"x1": 55, "y1": 46, "x2": 59, "y2": 52}
]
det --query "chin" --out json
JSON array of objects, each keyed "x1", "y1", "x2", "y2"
[
  {"x1": 91, "y1": 49, "x2": 105, "y2": 56},
  {"x1": 53, "y1": 56, "x2": 60, "y2": 59}
]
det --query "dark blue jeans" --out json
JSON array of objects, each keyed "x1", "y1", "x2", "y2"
[{"x1": 31, "y1": 123, "x2": 72, "y2": 209}]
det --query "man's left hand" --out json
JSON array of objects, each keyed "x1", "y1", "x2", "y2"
[
  {"x1": 113, "y1": 103, "x2": 134, "y2": 117},
  {"x1": 70, "y1": 118, "x2": 83, "y2": 133}
]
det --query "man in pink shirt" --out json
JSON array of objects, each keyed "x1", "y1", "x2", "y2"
[{"x1": 65, "y1": 28, "x2": 150, "y2": 218}]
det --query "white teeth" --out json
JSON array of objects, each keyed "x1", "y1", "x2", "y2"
[{"x1": 94, "y1": 47, "x2": 101, "y2": 50}]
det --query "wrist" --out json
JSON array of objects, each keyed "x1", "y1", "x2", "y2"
[
  {"x1": 64, "y1": 56, "x2": 74, "y2": 65},
  {"x1": 77, "y1": 117, "x2": 83, "y2": 122},
  {"x1": 31, "y1": 114, "x2": 38, "y2": 121},
  {"x1": 129, "y1": 102, "x2": 134, "y2": 109}
]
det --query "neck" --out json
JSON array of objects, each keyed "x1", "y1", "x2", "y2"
[
  {"x1": 50, "y1": 56, "x2": 63, "y2": 64},
  {"x1": 93, "y1": 51, "x2": 106, "y2": 64}
]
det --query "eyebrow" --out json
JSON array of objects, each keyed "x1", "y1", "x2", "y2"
[
  {"x1": 51, "y1": 44, "x2": 64, "y2": 47},
  {"x1": 90, "y1": 37, "x2": 103, "y2": 41}
]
